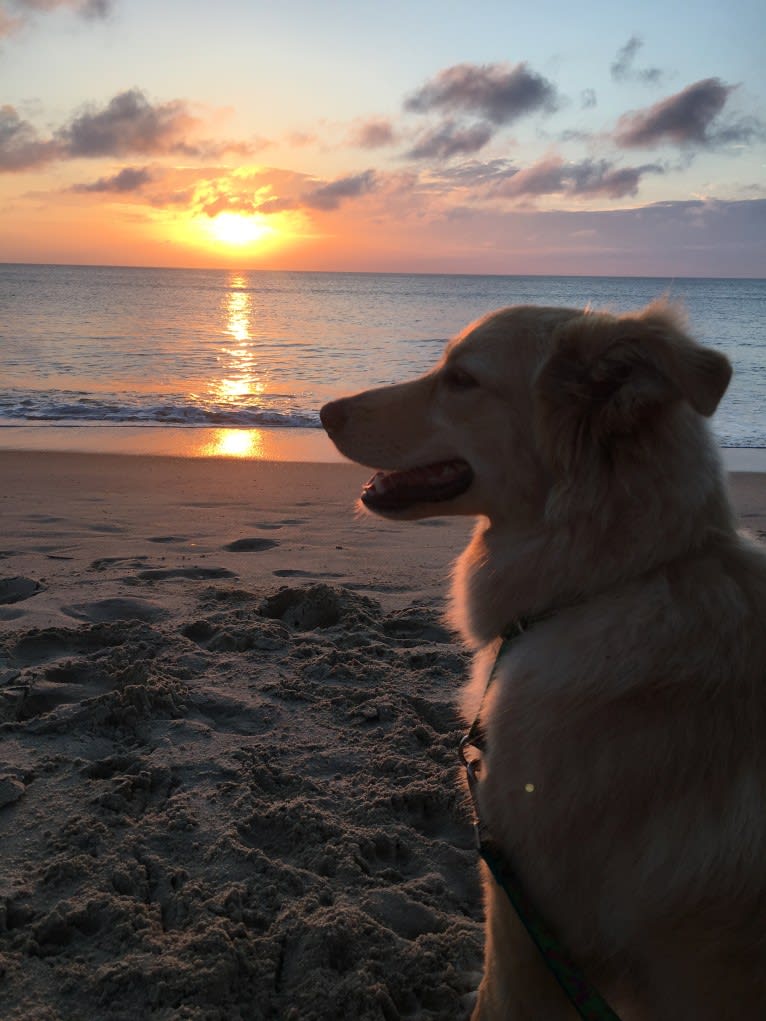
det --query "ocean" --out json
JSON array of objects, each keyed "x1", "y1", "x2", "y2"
[{"x1": 1, "y1": 264, "x2": 764, "y2": 455}]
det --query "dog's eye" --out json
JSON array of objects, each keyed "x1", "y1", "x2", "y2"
[{"x1": 443, "y1": 366, "x2": 478, "y2": 390}]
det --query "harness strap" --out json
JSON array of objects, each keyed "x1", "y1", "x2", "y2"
[{"x1": 461, "y1": 622, "x2": 622, "y2": 1021}]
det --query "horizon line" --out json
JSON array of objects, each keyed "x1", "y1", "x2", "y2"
[{"x1": 1, "y1": 260, "x2": 764, "y2": 282}]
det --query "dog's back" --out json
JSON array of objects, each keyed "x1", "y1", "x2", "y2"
[{"x1": 471, "y1": 530, "x2": 766, "y2": 1017}]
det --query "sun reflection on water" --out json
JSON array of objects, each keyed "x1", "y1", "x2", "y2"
[{"x1": 212, "y1": 273, "x2": 265, "y2": 403}]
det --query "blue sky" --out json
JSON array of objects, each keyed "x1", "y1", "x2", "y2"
[{"x1": 1, "y1": 0, "x2": 764, "y2": 274}]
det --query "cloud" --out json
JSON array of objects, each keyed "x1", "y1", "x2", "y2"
[
  {"x1": 428, "y1": 158, "x2": 518, "y2": 186},
  {"x1": 184, "y1": 174, "x2": 298, "y2": 218},
  {"x1": 0, "y1": 89, "x2": 254, "y2": 171},
  {"x1": 196, "y1": 193, "x2": 260, "y2": 218},
  {"x1": 610, "y1": 36, "x2": 663, "y2": 85},
  {"x1": 71, "y1": 165, "x2": 151, "y2": 192},
  {"x1": 559, "y1": 128, "x2": 594, "y2": 144},
  {"x1": 615, "y1": 78, "x2": 763, "y2": 149},
  {"x1": 493, "y1": 155, "x2": 663, "y2": 199},
  {"x1": 0, "y1": 104, "x2": 61, "y2": 170},
  {"x1": 581, "y1": 89, "x2": 597, "y2": 109},
  {"x1": 348, "y1": 117, "x2": 396, "y2": 149},
  {"x1": 302, "y1": 170, "x2": 377, "y2": 210},
  {"x1": 416, "y1": 198, "x2": 766, "y2": 277},
  {"x1": 405, "y1": 62, "x2": 559, "y2": 125},
  {"x1": 406, "y1": 120, "x2": 493, "y2": 160},
  {"x1": 58, "y1": 89, "x2": 202, "y2": 157},
  {"x1": 253, "y1": 195, "x2": 296, "y2": 215},
  {"x1": 0, "y1": 0, "x2": 112, "y2": 36},
  {"x1": 0, "y1": 10, "x2": 23, "y2": 35}
]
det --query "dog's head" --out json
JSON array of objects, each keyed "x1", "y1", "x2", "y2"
[{"x1": 321, "y1": 302, "x2": 732, "y2": 526}]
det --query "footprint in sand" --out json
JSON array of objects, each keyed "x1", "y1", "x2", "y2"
[
  {"x1": 224, "y1": 538, "x2": 279, "y2": 552},
  {"x1": 0, "y1": 576, "x2": 45, "y2": 605},
  {"x1": 0, "y1": 608, "x2": 26, "y2": 621},
  {"x1": 135, "y1": 567, "x2": 236, "y2": 581},
  {"x1": 250, "y1": 518, "x2": 306, "y2": 530},
  {"x1": 147, "y1": 535, "x2": 188, "y2": 544},
  {"x1": 62, "y1": 597, "x2": 169, "y2": 624},
  {"x1": 272, "y1": 569, "x2": 344, "y2": 579},
  {"x1": 90, "y1": 556, "x2": 150, "y2": 572}
]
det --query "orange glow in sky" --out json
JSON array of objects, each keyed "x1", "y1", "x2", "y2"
[{"x1": 169, "y1": 209, "x2": 299, "y2": 263}]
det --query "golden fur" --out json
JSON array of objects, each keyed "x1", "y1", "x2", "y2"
[{"x1": 321, "y1": 302, "x2": 766, "y2": 1019}]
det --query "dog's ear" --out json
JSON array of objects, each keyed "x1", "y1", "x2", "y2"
[{"x1": 535, "y1": 302, "x2": 731, "y2": 470}]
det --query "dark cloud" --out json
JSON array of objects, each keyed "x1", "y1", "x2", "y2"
[
  {"x1": 58, "y1": 89, "x2": 199, "y2": 157},
  {"x1": 197, "y1": 193, "x2": 260, "y2": 218},
  {"x1": 0, "y1": 105, "x2": 61, "y2": 170},
  {"x1": 253, "y1": 195, "x2": 296, "y2": 215},
  {"x1": 610, "y1": 36, "x2": 663, "y2": 85},
  {"x1": 349, "y1": 118, "x2": 396, "y2": 149},
  {"x1": 559, "y1": 128, "x2": 594, "y2": 144},
  {"x1": 78, "y1": 0, "x2": 112, "y2": 17},
  {"x1": 705, "y1": 114, "x2": 766, "y2": 147},
  {"x1": 302, "y1": 170, "x2": 377, "y2": 210},
  {"x1": 614, "y1": 78, "x2": 762, "y2": 149},
  {"x1": 429, "y1": 157, "x2": 518, "y2": 185},
  {"x1": 405, "y1": 62, "x2": 559, "y2": 125},
  {"x1": 1, "y1": 91, "x2": 250, "y2": 171},
  {"x1": 406, "y1": 120, "x2": 493, "y2": 160},
  {"x1": 494, "y1": 155, "x2": 663, "y2": 199},
  {"x1": 71, "y1": 165, "x2": 151, "y2": 192}
]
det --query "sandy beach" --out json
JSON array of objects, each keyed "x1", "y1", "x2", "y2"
[{"x1": 2, "y1": 450, "x2": 765, "y2": 1021}]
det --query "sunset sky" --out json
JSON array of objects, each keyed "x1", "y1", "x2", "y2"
[{"x1": 1, "y1": 0, "x2": 764, "y2": 275}]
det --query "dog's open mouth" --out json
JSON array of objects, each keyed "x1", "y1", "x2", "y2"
[{"x1": 361, "y1": 458, "x2": 473, "y2": 512}]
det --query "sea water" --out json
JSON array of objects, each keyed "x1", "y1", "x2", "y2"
[{"x1": 1, "y1": 264, "x2": 763, "y2": 452}]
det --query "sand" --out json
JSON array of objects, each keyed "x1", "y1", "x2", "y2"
[{"x1": 1, "y1": 451, "x2": 765, "y2": 1021}]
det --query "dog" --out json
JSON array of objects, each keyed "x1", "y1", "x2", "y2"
[{"x1": 320, "y1": 301, "x2": 766, "y2": 1020}]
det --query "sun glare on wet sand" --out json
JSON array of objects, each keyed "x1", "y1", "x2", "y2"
[{"x1": 198, "y1": 428, "x2": 265, "y2": 458}]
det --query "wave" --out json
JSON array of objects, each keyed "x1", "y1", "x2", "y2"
[
  {"x1": 0, "y1": 390, "x2": 321, "y2": 429},
  {"x1": 1, "y1": 387, "x2": 764, "y2": 449}
]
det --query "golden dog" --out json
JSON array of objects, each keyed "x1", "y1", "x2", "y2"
[{"x1": 321, "y1": 302, "x2": 766, "y2": 1020}]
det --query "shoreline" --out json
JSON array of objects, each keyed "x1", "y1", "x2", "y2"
[
  {"x1": 0, "y1": 424, "x2": 343, "y2": 462},
  {"x1": 2, "y1": 424, "x2": 766, "y2": 472}
]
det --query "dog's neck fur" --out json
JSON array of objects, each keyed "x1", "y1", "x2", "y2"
[{"x1": 449, "y1": 421, "x2": 737, "y2": 648}]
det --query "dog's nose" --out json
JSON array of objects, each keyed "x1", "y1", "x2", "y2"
[{"x1": 320, "y1": 398, "x2": 348, "y2": 435}]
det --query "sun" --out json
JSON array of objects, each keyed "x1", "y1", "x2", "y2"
[
  {"x1": 163, "y1": 203, "x2": 309, "y2": 262},
  {"x1": 208, "y1": 212, "x2": 272, "y2": 247}
]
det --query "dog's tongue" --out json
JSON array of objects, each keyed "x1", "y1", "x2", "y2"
[{"x1": 361, "y1": 458, "x2": 473, "y2": 511}]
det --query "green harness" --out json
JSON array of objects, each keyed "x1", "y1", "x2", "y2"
[{"x1": 459, "y1": 621, "x2": 623, "y2": 1021}]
